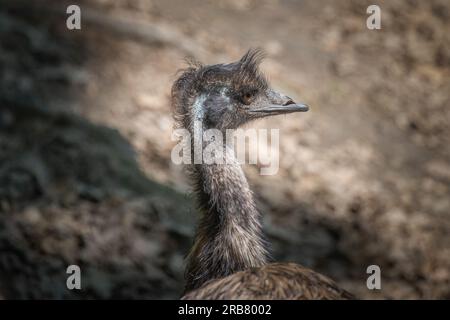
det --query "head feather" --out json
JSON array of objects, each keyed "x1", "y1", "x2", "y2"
[{"x1": 239, "y1": 48, "x2": 266, "y2": 72}]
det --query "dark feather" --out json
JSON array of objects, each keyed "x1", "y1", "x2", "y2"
[{"x1": 182, "y1": 263, "x2": 354, "y2": 300}]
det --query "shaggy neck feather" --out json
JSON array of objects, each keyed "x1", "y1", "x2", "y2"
[{"x1": 184, "y1": 99, "x2": 268, "y2": 293}]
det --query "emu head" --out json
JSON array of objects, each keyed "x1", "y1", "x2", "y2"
[{"x1": 172, "y1": 49, "x2": 309, "y2": 132}]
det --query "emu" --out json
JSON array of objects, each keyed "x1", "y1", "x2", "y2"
[{"x1": 173, "y1": 49, "x2": 354, "y2": 299}]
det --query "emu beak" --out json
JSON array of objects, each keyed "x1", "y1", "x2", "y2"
[{"x1": 250, "y1": 89, "x2": 309, "y2": 116}]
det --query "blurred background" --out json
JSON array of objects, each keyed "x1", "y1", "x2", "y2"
[{"x1": 0, "y1": 0, "x2": 449, "y2": 299}]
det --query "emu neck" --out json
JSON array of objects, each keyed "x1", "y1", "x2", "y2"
[{"x1": 184, "y1": 141, "x2": 268, "y2": 293}]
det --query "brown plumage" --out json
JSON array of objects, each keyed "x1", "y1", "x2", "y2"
[
  {"x1": 173, "y1": 49, "x2": 354, "y2": 300},
  {"x1": 182, "y1": 263, "x2": 353, "y2": 300}
]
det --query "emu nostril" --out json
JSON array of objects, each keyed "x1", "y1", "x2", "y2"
[{"x1": 282, "y1": 97, "x2": 296, "y2": 106}]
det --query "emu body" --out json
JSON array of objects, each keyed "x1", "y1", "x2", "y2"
[{"x1": 172, "y1": 50, "x2": 353, "y2": 299}]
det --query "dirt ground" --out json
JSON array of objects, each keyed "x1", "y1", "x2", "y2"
[{"x1": 0, "y1": 0, "x2": 449, "y2": 299}]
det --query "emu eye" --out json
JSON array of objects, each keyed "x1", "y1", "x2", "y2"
[{"x1": 242, "y1": 92, "x2": 255, "y2": 105}]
